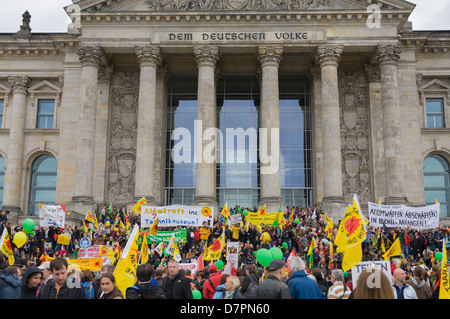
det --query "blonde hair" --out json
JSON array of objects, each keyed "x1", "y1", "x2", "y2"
[
  {"x1": 354, "y1": 268, "x2": 394, "y2": 300},
  {"x1": 226, "y1": 276, "x2": 241, "y2": 290}
]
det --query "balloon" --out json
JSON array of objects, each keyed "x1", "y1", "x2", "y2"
[
  {"x1": 13, "y1": 232, "x2": 27, "y2": 248},
  {"x1": 256, "y1": 225, "x2": 262, "y2": 232},
  {"x1": 294, "y1": 218, "x2": 300, "y2": 224},
  {"x1": 215, "y1": 260, "x2": 224, "y2": 271},
  {"x1": 105, "y1": 221, "x2": 110, "y2": 226},
  {"x1": 22, "y1": 218, "x2": 35, "y2": 233},
  {"x1": 243, "y1": 210, "x2": 248, "y2": 216},
  {"x1": 256, "y1": 248, "x2": 273, "y2": 267},
  {"x1": 192, "y1": 289, "x2": 202, "y2": 299},
  {"x1": 282, "y1": 242, "x2": 288, "y2": 249},
  {"x1": 435, "y1": 251, "x2": 443, "y2": 262},
  {"x1": 270, "y1": 247, "x2": 283, "y2": 260},
  {"x1": 238, "y1": 208, "x2": 242, "y2": 213}
]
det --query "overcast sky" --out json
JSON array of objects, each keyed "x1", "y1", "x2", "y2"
[{"x1": 0, "y1": 0, "x2": 449, "y2": 33}]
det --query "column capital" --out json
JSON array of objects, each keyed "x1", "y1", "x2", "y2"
[
  {"x1": 8, "y1": 76, "x2": 29, "y2": 93},
  {"x1": 257, "y1": 45, "x2": 283, "y2": 67},
  {"x1": 375, "y1": 44, "x2": 403, "y2": 66},
  {"x1": 364, "y1": 63, "x2": 381, "y2": 82},
  {"x1": 315, "y1": 44, "x2": 343, "y2": 67},
  {"x1": 76, "y1": 46, "x2": 106, "y2": 68},
  {"x1": 194, "y1": 46, "x2": 219, "y2": 68},
  {"x1": 135, "y1": 46, "x2": 163, "y2": 68}
]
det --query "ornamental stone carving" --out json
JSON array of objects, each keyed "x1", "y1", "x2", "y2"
[
  {"x1": 339, "y1": 71, "x2": 371, "y2": 203},
  {"x1": 107, "y1": 72, "x2": 140, "y2": 203},
  {"x1": 194, "y1": 46, "x2": 219, "y2": 67},
  {"x1": 315, "y1": 44, "x2": 343, "y2": 66},
  {"x1": 76, "y1": 46, "x2": 106, "y2": 68},
  {"x1": 145, "y1": 0, "x2": 330, "y2": 11},
  {"x1": 135, "y1": 46, "x2": 163, "y2": 68},
  {"x1": 375, "y1": 44, "x2": 403, "y2": 66},
  {"x1": 258, "y1": 45, "x2": 283, "y2": 67},
  {"x1": 8, "y1": 76, "x2": 29, "y2": 92}
]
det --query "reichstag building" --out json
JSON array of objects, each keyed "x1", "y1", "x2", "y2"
[{"x1": 0, "y1": 0, "x2": 449, "y2": 223}]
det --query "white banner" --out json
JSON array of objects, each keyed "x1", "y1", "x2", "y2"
[
  {"x1": 140, "y1": 204, "x2": 214, "y2": 228},
  {"x1": 368, "y1": 202, "x2": 440, "y2": 230},
  {"x1": 39, "y1": 204, "x2": 66, "y2": 228},
  {"x1": 351, "y1": 261, "x2": 392, "y2": 289},
  {"x1": 226, "y1": 242, "x2": 239, "y2": 263}
]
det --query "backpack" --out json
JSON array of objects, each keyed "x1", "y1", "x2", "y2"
[
  {"x1": 129, "y1": 283, "x2": 166, "y2": 299},
  {"x1": 243, "y1": 275, "x2": 259, "y2": 299},
  {"x1": 81, "y1": 281, "x2": 95, "y2": 299}
]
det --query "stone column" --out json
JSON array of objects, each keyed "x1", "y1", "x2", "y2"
[
  {"x1": 258, "y1": 45, "x2": 283, "y2": 213},
  {"x1": 72, "y1": 46, "x2": 105, "y2": 205},
  {"x1": 2, "y1": 76, "x2": 29, "y2": 216},
  {"x1": 192, "y1": 46, "x2": 219, "y2": 212},
  {"x1": 315, "y1": 45, "x2": 345, "y2": 215},
  {"x1": 134, "y1": 46, "x2": 162, "y2": 205},
  {"x1": 376, "y1": 44, "x2": 408, "y2": 204}
]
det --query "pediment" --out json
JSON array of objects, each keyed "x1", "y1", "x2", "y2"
[
  {"x1": 419, "y1": 79, "x2": 450, "y2": 93},
  {"x1": 67, "y1": 0, "x2": 416, "y2": 13},
  {"x1": 28, "y1": 80, "x2": 62, "y2": 94}
]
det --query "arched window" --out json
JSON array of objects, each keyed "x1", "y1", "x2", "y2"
[
  {"x1": 28, "y1": 155, "x2": 57, "y2": 216},
  {"x1": 0, "y1": 156, "x2": 5, "y2": 208},
  {"x1": 424, "y1": 154, "x2": 450, "y2": 217}
]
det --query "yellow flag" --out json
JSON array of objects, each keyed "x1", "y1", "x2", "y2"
[
  {"x1": 440, "y1": 239, "x2": 450, "y2": 299},
  {"x1": 149, "y1": 217, "x2": 158, "y2": 236},
  {"x1": 342, "y1": 243, "x2": 363, "y2": 272},
  {"x1": 85, "y1": 211, "x2": 95, "y2": 223},
  {"x1": 141, "y1": 234, "x2": 149, "y2": 264},
  {"x1": 203, "y1": 229, "x2": 225, "y2": 261},
  {"x1": 382, "y1": 237, "x2": 402, "y2": 261},
  {"x1": 221, "y1": 203, "x2": 230, "y2": 219},
  {"x1": 307, "y1": 237, "x2": 317, "y2": 256},
  {"x1": 132, "y1": 197, "x2": 147, "y2": 214},
  {"x1": 113, "y1": 224, "x2": 140, "y2": 297},
  {"x1": 0, "y1": 229, "x2": 14, "y2": 265}
]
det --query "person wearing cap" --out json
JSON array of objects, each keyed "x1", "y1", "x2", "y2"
[
  {"x1": 256, "y1": 259, "x2": 292, "y2": 299},
  {"x1": 21, "y1": 266, "x2": 42, "y2": 299},
  {"x1": 202, "y1": 263, "x2": 222, "y2": 299},
  {"x1": 38, "y1": 261, "x2": 53, "y2": 287}
]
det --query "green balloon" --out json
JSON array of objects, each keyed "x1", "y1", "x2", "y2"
[
  {"x1": 192, "y1": 290, "x2": 202, "y2": 299},
  {"x1": 282, "y1": 242, "x2": 288, "y2": 249},
  {"x1": 243, "y1": 210, "x2": 248, "y2": 216},
  {"x1": 22, "y1": 218, "x2": 35, "y2": 233},
  {"x1": 256, "y1": 248, "x2": 273, "y2": 267},
  {"x1": 270, "y1": 247, "x2": 283, "y2": 260},
  {"x1": 215, "y1": 260, "x2": 224, "y2": 271},
  {"x1": 294, "y1": 218, "x2": 300, "y2": 224},
  {"x1": 435, "y1": 251, "x2": 443, "y2": 262},
  {"x1": 238, "y1": 208, "x2": 242, "y2": 213}
]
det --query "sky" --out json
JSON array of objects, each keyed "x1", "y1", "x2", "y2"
[{"x1": 0, "y1": 0, "x2": 449, "y2": 33}]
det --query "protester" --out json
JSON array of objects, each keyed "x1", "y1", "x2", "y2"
[
  {"x1": 405, "y1": 266, "x2": 432, "y2": 299},
  {"x1": 99, "y1": 273, "x2": 123, "y2": 299},
  {"x1": 351, "y1": 267, "x2": 394, "y2": 299},
  {"x1": 126, "y1": 263, "x2": 165, "y2": 299},
  {"x1": 256, "y1": 259, "x2": 292, "y2": 299},
  {"x1": 327, "y1": 269, "x2": 351, "y2": 299},
  {"x1": 392, "y1": 268, "x2": 418, "y2": 299},
  {"x1": 286, "y1": 256, "x2": 326, "y2": 299},
  {"x1": 0, "y1": 253, "x2": 21, "y2": 299},
  {"x1": 203, "y1": 264, "x2": 222, "y2": 299},
  {"x1": 161, "y1": 259, "x2": 193, "y2": 299},
  {"x1": 224, "y1": 275, "x2": 244, "y2": 299},
  {"x1": 20, "y1": 266, "x2": 42, "y2": 299}
]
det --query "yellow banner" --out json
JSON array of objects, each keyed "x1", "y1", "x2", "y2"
[
  {"x1": 57, "y1": 234, "x2": 71, "y2": 246},
  {"x1": 67, "y1": 258, "x2": 103, "y2": 271},
  {"x1": 247, "y1": 212, "x2": 285, "y2": 227}
]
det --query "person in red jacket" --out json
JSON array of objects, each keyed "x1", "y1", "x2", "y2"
[{"x1": 203, "y1": 264, "x2": 222, "y2": 299}]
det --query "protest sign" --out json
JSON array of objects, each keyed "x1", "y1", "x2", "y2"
[
  {"x1": 226, "y1": 242, "x2": 239, "y2": 262},
  {"x1": 229, "y1": 214, "x2": 243, "y2": 225},
  {"x1": 57, "y1": 234, "x2": 71, "y2": 246},
  {"x1": 351, "y1": 260, "x2": 392, "y2": 289},
  {"x1": 67, "y1": 258, "x2": 103, "y2": 271},
  {"x1": 39, "y1": 204, "x2": 65, "y2": 228},
  {"x1": 141, "y1": 204, "x2": 213, "y2": 228},
  {"x1": 368, "y1": 202, "x2": 440, "y2": 229},
  {"x1": 145, "y1": 229, "x2": 187, "y2": 244}
]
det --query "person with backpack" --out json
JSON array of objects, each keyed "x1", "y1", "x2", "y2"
[
  {"x1": 240, "y1": 264, "x2": 259, "y2": 299},
  {"x1": 126, "y1": 263, "x2": 165, "y2": 299},
  {"x1": 81, "y1": 269, "x2": 96, "y2": 299},
  {"x1": 202, "y1": 264, "x2": 222, "y2": 299}
]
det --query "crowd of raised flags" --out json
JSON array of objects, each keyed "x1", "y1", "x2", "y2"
[{"x1": 0, "y1": 193, "x2": 449, "y2": 299}]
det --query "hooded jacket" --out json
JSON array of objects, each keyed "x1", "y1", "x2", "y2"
[
  {"x1": 406, "y1": 277, "x2": 432, "y2": 299},
  {"x1": 21, "y1": 266, "x2": 42, "y2": 299},
  {"x1": 0, "y1": 271, "x2": 21, "y2": 299}
]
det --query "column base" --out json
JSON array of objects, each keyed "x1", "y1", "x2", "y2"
[
  {"x1": 384, "y1": 196, "x2": 408, "y2": 205},
  {"x1": 320, "y1": 196, "x2": 347, "y2": 221},
  {"x1": 259, "y1": 197, "x2": 285, "y2": 214}
]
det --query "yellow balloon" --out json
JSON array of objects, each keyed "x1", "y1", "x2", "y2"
[
  {"x1": 105, "y1": 221, "x2": 110, "y2": 226},
  {"x1": 13, "y1": 232, "x2": 27, "y2": 248}
]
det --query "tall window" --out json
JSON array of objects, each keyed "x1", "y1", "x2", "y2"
[
  {"x1": 424, "y1": 154, "x2": 449, "y2": 217},
  {"x1": 216, "y1": 76, "x2": 260, "y2": 209},
  {"x1": 0, "y1": 156, "x2": 4, "y2": 208},
  {"x1": 28, "y1": 155, "x2": 57, "y2": 216},
  {"x1": 279, "y1": 75, "x2": 313, "y2": 208},
  {"x1": 164, "y1": 77, "x2": 197, "y2": 205},
  {"x1": 37, "y1": 99, "x2": 55, "y2": 129},
  {"x1": 426, "y1": 98, "x2": 445, "y2": 128}
]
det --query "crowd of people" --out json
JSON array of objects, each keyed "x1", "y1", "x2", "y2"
[{"x1": 0, "y1": 203, "x2": 448, "y2": 300}]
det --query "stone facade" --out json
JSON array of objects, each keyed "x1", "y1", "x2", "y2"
[{"x1": 0, "y1": 0, "x2": 449, "y2": 224}]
